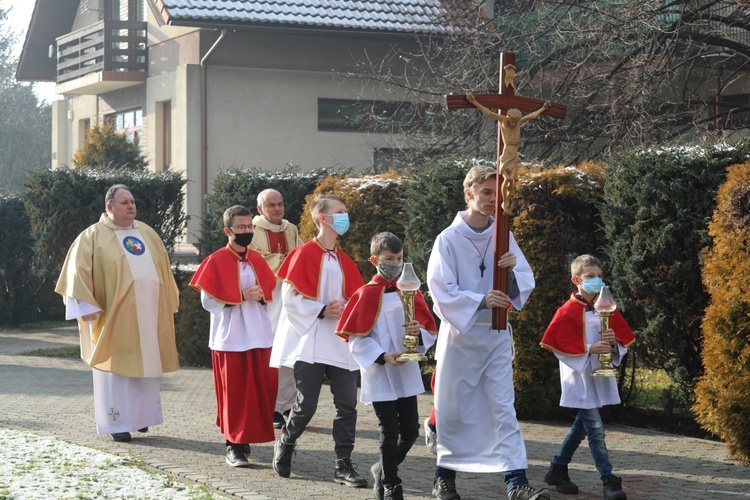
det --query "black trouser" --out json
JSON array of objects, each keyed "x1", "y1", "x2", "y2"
[
  {"x1": 372, "y1": 396, "x2": 420, "y2": 487},
  {"x1": 282, "y1": 361, "x2": 358, "y2": 459}
]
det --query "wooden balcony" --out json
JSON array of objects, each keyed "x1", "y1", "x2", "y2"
[{"x1": 55, "y1": 20, "x2": 147, "y2": 95}]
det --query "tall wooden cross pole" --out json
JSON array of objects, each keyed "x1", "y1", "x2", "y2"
[{"x1": 446, "y1": 52, "x2": 566, "y2": 330}]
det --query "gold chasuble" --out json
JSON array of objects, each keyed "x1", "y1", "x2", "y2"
[{"x1": 56, "y1": 214, "x2": 180, "y2": 378}]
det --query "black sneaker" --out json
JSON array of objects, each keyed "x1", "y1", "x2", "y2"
[
  {"x1": 371, "y1": 462, "x2": 384, "y2": 500},
  {"x1": 273, "y1": 439, "x2": 295, "y2": 478},
  {"x1": 603, "y1": 475, "x2": 627, "y2": 500},
  {"x1": 334, "y1": 458, "x2": 368, "y2": 488},
  {"x1": 507, "y1": 484, "x2": 550, "y2": 500},
  {"x1": 273, "y1": 411, "x2": 285, "y2": 429},
  {"x1": 110, "y1": 432, "x2": 132, "y2": 442},
  {"x1": 136, "y1": 427, "x2": 149, "y2": 433},
  {"x1": 225, "y1": 444, "x2": 249, "y2": 467},
  {"x1": 241, "y1": 444, "x2": 251, "y2": 456},
  {"x1": 432, "y1": 477, "x2": 461, "y2": 500},
  {"x1": 384, "y1": 483, "x2": 404, "y2": 500},
  {"x1": 544, "y1": 463, "x2": 579, "y2": 494}
]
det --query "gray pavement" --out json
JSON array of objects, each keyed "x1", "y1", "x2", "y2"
[{"x1": 1, "y1": 327, "x2": 748, "y2": 499}]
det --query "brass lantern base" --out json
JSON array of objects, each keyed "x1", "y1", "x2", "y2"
[
  {"x1": 592, "y1": 367, "x2": 619, "y2": 377},
  {"x1": 396, "y1": 352, "x2": 428, "y2": 363}
]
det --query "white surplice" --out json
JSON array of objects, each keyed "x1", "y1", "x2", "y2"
[
  {"x1": 270, "y1": 255, "x2": 358, "y2": 371},
  {"x1": 426, "y1": 211, "x2": 535, "y2": 473},
  {"x1": 556, "y1": 309, "x2": 627, "y2": 409},
  {"x1": 349, "y1": 292, "x2": 437, "y2": 403}
]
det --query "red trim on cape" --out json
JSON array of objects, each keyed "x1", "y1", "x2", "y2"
[
  {"x1": 540, "y1": 293, "x2": 635, "y2": 356},
  {"x1": 276, "y1": 238, "x2": 363, "y2": 300},
  {"x1": 335, "y1": 274, "x2": 437, "y2": 341},
  {"x1": 190, "y1": 246, "x2": 276, "y2": 304}
]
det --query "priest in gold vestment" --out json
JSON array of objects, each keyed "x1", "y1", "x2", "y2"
[{"x1": 56, "y1": 184, "x2": 180, "y2": 442}]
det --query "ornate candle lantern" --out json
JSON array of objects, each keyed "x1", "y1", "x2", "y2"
[
  {"x1": 395, "y1": 263, "x2": 427, "y2": 362},
  {"x1": 592, "y1": 285, "x2": 619, "y2": 377}
]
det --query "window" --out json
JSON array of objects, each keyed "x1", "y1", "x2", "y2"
[
  {"x1": 78, "y1": 118, "x2": 91, "y2": 149},
  {"x1": 318, "y1": 98, "x2": 425, "y2": 133},
  {"x1": 106, "y1": 108, "x2": 143, "y2": 145}
]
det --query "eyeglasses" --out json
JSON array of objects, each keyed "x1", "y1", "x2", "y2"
[{"x1": 230, "y1": 225, "x2": 253, "y2": 231}]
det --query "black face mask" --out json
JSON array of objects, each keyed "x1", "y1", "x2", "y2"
[{"x1": 233, "y1": 232, "x2": 254, "y2": 248}]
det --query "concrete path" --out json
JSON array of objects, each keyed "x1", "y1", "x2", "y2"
[{"x1": 1, "y1": 327, "x2": 748, "y2": 499}]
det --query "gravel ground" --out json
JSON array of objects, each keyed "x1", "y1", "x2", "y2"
[{"x1": 0, "y1": 428, "x2": 224, "y2": 499}]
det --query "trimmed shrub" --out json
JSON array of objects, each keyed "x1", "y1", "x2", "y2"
[
  {"x1": 693, "y1": 161, "x2": 750, "y2": 463},
  {"x1": 22, "y1": 168, "x2": 186, "y2": 321},
  {"x1": 72, "y1": 123, "x2": 147, "y2": 171},
  {"x1": 298, "y1": 171, "x2": 408, "y2": 278},
  {"x1": 0, "y1": 194, "x2": 44, "y2": 325},
  {"x1": 173, "y1": 269, "x2": 212, "y2": 368},
  {"x1": 511, "y1": 162, "x2": 609, "y2": 419},
  {"x1": 601, "y1": 143, "x2": 750, "y2": 413},
  {"x1": 202, "y1": 165, "x2": 338, "y2": 254}
]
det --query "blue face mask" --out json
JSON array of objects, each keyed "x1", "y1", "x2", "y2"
[
  {"x1": 581, "y1": 277, "x2": 605, "y2": 295},
  {"x1": 328, "y1": 213, "x2": 350, "y2": 235}
]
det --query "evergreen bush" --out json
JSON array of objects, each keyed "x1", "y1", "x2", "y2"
[
  {"x1": 71, "y1": 123, "x2": 147, "y2": 171},
  {"x1": 298, "y1": 171, "x2": 408, "y2": 278},
  {"x1": 601, "y1": 142, "x2": 750, "y2": 413},
  {"x1": 22, "y1": 168, "x2": 186, "y2": 320},
  {"x1": 693, "y1": 161, "x2": 750, "y2": 464},
  {"x1": 511, "y1": 162, "x2": 609, "y2": 419},
  {"x1": 0, "y1": 194, "x2": 44, "y2": 325},
  {"x1": 202, "y1": 165, "x2": 338, "y2": 254},
  {"x1": 173, "y1": 268, "x2": 212, "y2": 368}
]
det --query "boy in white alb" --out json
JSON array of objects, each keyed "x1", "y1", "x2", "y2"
[
  {"x1": 336, "y1": 232, "x2": 437, "y2": 500},
  {"x1": 540, "y1": 254, "x2": 634, "y2": 500}
]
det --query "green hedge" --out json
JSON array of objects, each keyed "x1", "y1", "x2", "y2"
[
  {"x1": 173, "y1": 269, "x2": 212, "y2": 368},
  {"x1": 602, "y1": 142, "x2": 750, "y2": 413},
  {"x1": 693, "y1": 161, "x2": 750, "y2": 463}
]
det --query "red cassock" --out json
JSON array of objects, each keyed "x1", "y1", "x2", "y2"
[
  {"x1": 540, "y1": 293, "x2": 635, "y2": 356},
  {"x1": 335, "y1": 274, "x2": 437, "y2": 341},
  {"x1": 276, "y1": 237, "x2": 364, "y2": 300}
]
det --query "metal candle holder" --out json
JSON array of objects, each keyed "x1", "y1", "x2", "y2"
[
  {"x1": 592, "y1": 285, "x2": 619, "y2": 377},
  {"x1": 395, "y1": 263, "x2": 427, "y2": 362}
]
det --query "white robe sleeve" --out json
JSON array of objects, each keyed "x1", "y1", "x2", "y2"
[
  {"x1": 426, "y1": 234, "x2": 485, "y2": 333},
  {"x1": 419, "y1": 328, "x2": 437, "y2": 352},
  {"x1": 282, "y1": 282, "x2": 326, "y2": 336},
  {"x1": 507, "y1": 233, "x2": 535, "y2": 311},
  {"x1": 200, "y1": 291, "x2": 226, "y2": 315},
  {"x1": 64, "y1": 297, "x2": 102, "y2": 320},
  {"x1": 350, "y1": 335, "x2": 385, "y2": 370}
]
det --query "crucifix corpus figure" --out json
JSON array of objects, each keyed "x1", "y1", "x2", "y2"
[{"x1": 466, "y1": 93, "x2": 551, "y2": 216}]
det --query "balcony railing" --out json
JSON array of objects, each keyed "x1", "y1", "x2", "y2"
[{"x1": 55, "y1": 20, "x2": 147, "y2": 92}]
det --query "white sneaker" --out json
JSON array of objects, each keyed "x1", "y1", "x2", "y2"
[{"x1": 424, "y1": 417, "x2": 437, "y2": 455}]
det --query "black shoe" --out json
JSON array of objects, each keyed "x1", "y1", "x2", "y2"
[
  {"x1": 432, "y1": 477, "x2": 461, "y2": 500},
  {"x1": 273, "y1": 439, "x2": 295, "y2": 478},
  {"x1": 603, "y1": 475, "x2": 627, "y2": 500},
  {"x1": 273, "y1": 411, "x2": 285, "y2": 429},
  {"x1": 334, "y1": 458, "x2": 368, "y2": 488},
  {"x1": 544, "y1": 463, "x2": 579, "y2": 494},
  {"x1": 136, "y1": 427, "x2": 149, "y2": 433},
  {"x1": 384, "y1": 483, "x2": 404, "y2": 500},
  {"x1": 507, "y1": 484, "x2": 550, "y2": 500},
  {"x1": 371, "y1": 462, "x2": 384, "y2": 500},
  {"x1": 241, "y1": 444, "x2": 251, "y2": 456},
  {"x1": 110, "y1": 432, "x2": 132, "y2": 442},
  {"x1": 226, "y1": 444, "x2": 249, "y2": 467}
]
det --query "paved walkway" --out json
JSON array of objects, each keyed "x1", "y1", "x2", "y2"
[{"x1": 1, "y1": 327, "x2": 748, "y2": 499}]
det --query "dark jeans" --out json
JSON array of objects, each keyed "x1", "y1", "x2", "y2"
[
  {"x1": 552, "y1": 408, "x2": 613, "y2": 479},
  {"x1": 282, "y1": 361, "x2": 358, "y2": 459},
  {"x1": 372, "y1": 396, "x2": 420, "y2": 487}
]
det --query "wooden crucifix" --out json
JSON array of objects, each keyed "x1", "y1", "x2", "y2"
[{"x1": 446, "y1": 52, "x2": 566, "y2": 330}]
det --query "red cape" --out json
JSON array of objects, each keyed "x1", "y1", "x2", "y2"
[
  {"x1": 190, "y1": 246, "x2": 276, "y2": 304},
  {"x1": 335, "y1": 274, "x2": 437, "y2": 341},
  {"x1": 540, "y1": 293, "x2": 635, "y2": 356},
  {"x1": 276, "y1": 238, "x2": 364, "y2": 300}
]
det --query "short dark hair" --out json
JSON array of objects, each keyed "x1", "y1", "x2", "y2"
[
  {"x1": 310, "y1": 194, "x2": 346, "y2": 228},
  {"x1": 104, "y1": 184, "x2": 131, "y2": 207},
  {"x1": 223, "y1": 205, "x2": 252, "y2": 228},
  {"x1": 370, "y1": 232, "x2": 403, "y2": 257}
]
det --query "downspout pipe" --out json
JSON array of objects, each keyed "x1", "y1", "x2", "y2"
[{"x1": 200, "y1": 28, "x2": 228, "y2": 256}]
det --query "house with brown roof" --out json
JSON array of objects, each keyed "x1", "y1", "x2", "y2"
[{"x1": 17, "y1": 0, "x2": 485, "y2": 244}]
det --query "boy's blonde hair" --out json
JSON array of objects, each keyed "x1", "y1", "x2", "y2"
[
  {"x1": 463, "y1": 165, "x2": 497, "y2": 204},
  {"x1": 570, "y1": 254, "x2": 602, "y2": 277},
  {"x1": 309, "y1": 194, "x2": 346, "y2": 228}
]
